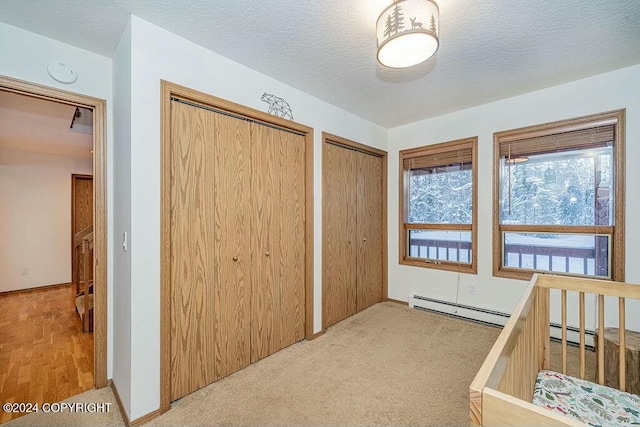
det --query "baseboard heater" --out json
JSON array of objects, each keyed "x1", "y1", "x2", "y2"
[{"x1": 409, "y1": 293, "x2": 595, "y2": 349}]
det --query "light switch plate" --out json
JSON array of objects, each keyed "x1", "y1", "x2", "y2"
[{"x1": 468, "y1": 282, "x2": 476, "y2": 295}]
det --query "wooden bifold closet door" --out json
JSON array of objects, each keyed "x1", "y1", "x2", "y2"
[
  {"x1": 169, "y1": 100, "x2": 305, "y2": 402},
  {"x1": 323, "y1": 142, "x2": 384, "y2": 329},
  {"x1": 356, "y1": 152, "x2": 384, "y2": 312},
  {"x1": 250, "y1": 124, "x2": 305, "y2": 363}
]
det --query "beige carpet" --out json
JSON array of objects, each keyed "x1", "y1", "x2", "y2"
[{"x1": 5, "y1": 302, "x2": 595, "y2": 426}]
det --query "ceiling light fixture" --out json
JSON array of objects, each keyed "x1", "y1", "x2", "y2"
[
  {"x1": 376, "y1": 0, "x2": 440, "y2": 68},
  {"x1": 508, "y1": 156, "x2": 529, "y2": 164}
]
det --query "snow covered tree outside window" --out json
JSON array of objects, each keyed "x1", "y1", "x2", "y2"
[
  {"x1": 500, "y1": 148, "x2": 612, "y2": 227},
  {"x1": 400, "y1": 137, "x2": 477, "y2": 273},
  {"x1": 409, "y1": 166, "x2": 472, "y2": 224},
  {"x1": 494, "y1": 111, "x2": 625, "y2": 281}
]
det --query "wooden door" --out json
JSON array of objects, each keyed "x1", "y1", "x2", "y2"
[
  {"x1": 276, "y1": 129, "x2": 306, "y2": 349},
  {"x1": 71, "y1": 174, "x2": 93, "y2": 292},
  {"x1": 323, "y1": 143, "x2": 357, "y2": 328},
  {"x1": 356, "y1": 152, "x2": 384, "y2": 312},
  {"x1": 169, "y1": 101, "x2": 251, "y2": 401},
  {"x1": 211, "y1": 106, "x2": 252, "y2": 381},
  {"x1": 250, "y1": 124, "x2": 305, "y2": 363}
]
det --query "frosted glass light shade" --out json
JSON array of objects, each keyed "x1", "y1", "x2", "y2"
[{"x1": 376, "y1": 0, "x2": 440, "y2": 68}]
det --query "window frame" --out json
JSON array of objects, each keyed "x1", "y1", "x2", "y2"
[
  {"x1": 399, "y1": 137, "x2": 478, "y2": 273},
  {"x1": 492, "y1": 109, "x2": 625, "y2": 281}
]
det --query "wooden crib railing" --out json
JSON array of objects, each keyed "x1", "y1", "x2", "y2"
[
  {"x1": 470, "y1": 273, "x2": 640, "y2": 426},
  {"x1": 543, "y1": 275, "x2": 638, "y2": 390}
]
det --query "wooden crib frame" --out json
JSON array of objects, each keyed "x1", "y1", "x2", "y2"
[{"x1": 470, "y1": 273, "x2": 640, "y2": 426}]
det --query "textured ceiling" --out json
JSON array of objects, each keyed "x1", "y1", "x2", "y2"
[
  {"x1": 2, "y1": 1, "x2": 640, "y2": 127},
  {"x1": 0, "y1": 91, "x2": 93, "y2": 158}
]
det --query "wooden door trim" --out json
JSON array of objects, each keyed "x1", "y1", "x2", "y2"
[
  {"x1": 0, "y1": 75, "x2": 108, "y2": 389},
  {"x1": 160, "y1": 80, "x2": 314, "y2": 413},
  {"x1": 321, "y1": 132, "x2": 388, "y2": 330},
  {"x1": 71, "y1": 174, "x2": 93, "y2": 294}
]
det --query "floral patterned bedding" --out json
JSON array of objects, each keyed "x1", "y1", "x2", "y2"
[{"x1": 532, "y1": 370, "x2": 640, "y2": 426}]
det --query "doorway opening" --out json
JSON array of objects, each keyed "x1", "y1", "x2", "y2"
[{"x1": 0, "y1": 76, "x2": 107, "y2": 423}]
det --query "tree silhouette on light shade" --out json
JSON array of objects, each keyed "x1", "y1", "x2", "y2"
[
  {"x1": 384, "y1": 14, "x2": 393, "y2": 39},
  {"x1": 391, "y1": 4, "x2": 405, "y2": 35}
]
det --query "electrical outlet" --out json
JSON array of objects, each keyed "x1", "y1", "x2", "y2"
[
  {"x1": 21, "y1": 268, "x2": 29, "y2": 276},
  {"x1": 468, "y1": 282, "x2": 476, "y2": 295}
]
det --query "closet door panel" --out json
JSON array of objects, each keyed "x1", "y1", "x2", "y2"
[
  {"x1": 277, "y1": 131, "x2": 306, "y2": 348},
  {"x1": 250, "y1": 124, "x2": 281, "y2": 363},
  {"x1": 323, "y1": 143, "x2": 357, "y2": 328},
  {"x1": 356, "y1": 152, "x2": 384, "y2": 312},
  {"x1": 168, "y1": 94, "x2": 310, "y2": 403},
  {"x1": 170, "y1": 102, "x2": 218, "y2": 401},
  {"x1": 212, "y1": 112, "x2": 252, "y2": 380}
]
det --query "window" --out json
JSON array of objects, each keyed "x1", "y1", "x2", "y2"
[
  {"x1": 399, "y1": 137, "x2": 477, "y2": 273},
  {"x1": 493, "y1": 110, "x2": 625, "y2": 281}
]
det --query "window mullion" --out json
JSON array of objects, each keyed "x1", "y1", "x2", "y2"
[{"x1": 499, "y1": 224, "x2": 614, "y2": 234}]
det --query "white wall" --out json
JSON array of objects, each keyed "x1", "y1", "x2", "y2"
[
  {"x1": 120, "y1": 16, "x2": 387, "y2": 419},
  {"x1": 0, "y1": 22, "x2": 114, "y2": 377},
  {"x1": 0, "y1": 148, "x2": 92, "y2": 292},
  {"x1": 388, "y1": 64, "x2": 640, "y2": 331},
  {"x1": 112, "y1": 19, "x2": 133, "y2": 417}
]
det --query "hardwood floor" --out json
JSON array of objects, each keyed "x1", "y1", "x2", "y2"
[{"x1": 0, "y1": 284, "x2": 93, "y2": 423}]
